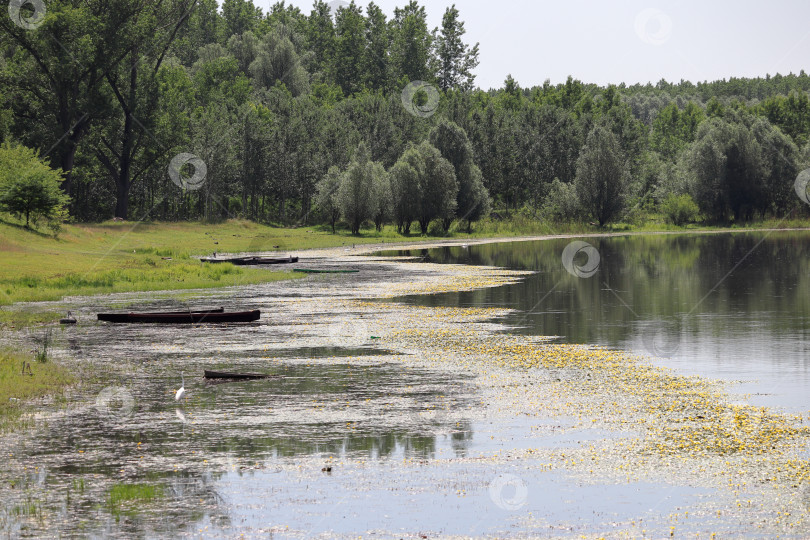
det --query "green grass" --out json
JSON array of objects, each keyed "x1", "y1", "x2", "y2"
[
  {"x1": 107, "y1": 483, "x2": 163, "y2": 517},
  {"x1": 0, "y1": 348, "x2": 75, "y2": 432},
  {"x1": 0, "y1": 309, "x2": 62, "y2": 328}
]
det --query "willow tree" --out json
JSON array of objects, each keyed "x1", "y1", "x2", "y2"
[
  {"x1": 575, "y1": 126, "x2": 628, "y2": 226},
  {"x1": 429, "y1": 120, "x2": 490, "y2": 231}
]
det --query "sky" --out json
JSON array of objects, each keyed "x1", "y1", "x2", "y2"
[{"x1": 251, "y1": 0, "x2": 810, "y2": 90}]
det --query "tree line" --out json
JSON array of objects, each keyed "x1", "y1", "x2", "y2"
[{"x1": 1, "y1": 0, "x2": 809, "y2": 232}]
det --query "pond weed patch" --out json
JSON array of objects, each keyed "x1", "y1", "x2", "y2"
[{"x1": 0, "y1": 348, "x2": 75, "y2": 432}]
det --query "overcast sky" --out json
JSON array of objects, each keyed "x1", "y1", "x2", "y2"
[{"x1": 251, "y1": 0, "x2": 810, "y2": 90}]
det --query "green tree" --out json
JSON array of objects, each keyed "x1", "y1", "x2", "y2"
[
  {"x1": 650, "y1": 102, "x2": 706, "y2": 161},
  {"x1": 680, "y1": 117, "x2": 765, "y2": 222},
  {"x1": 249, "y1": 25, "x2": 311, "y2": 96},
  {"x1": 429, "y1": 120, "x2": 490, "y2": 231},
  {"x1": 389, "y1": 158, "x2": 419, "y2": 234},
  {"x1": 364, "y1": 2, "x2": 390, "y2": 91},
  {"x1": 370, "y1": 161, "x2": 392, "y2": 231},
  {"x1": 434, "y1": 5, "x2": 479, "y2": 91},
  {"x1": 222, "y1": 0, "x2": 262, "y2": 37},
  {"x1": 305, "y1": 1, "x2": 337, "y2": 81},
  {"x1": 0, "y1": 0, "x2": 159, "y2": 198},
  {"x1": 390, "y1": 1, "x2": 434, "y2": 84},
  {"x1": 95, "y1": 0, "x2": 200, "y2": 219},
  {"x1": 333, "y1": 2, "x2": 367, "y2": 96},
  {"x1": 396, "y1": 141, "x2": 457, "y2": 233},
  {"x1": 756, "y1": 91, "x2": 810, "y2": 148},
  {"x1": 575, "y1": 127, "x2": 628, "y2": 226},
  {"x1": 337, "y1": 142, "x2": 384, "y2": 235},
  {"x1": 315, "y1": 165, "x2": 342, "y2": 232},
  {"x1": 0, "y1": 143, "x2": 69, "y2": 228}
]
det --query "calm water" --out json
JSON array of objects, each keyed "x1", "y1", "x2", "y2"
[
  {"x1": 384, "y1": 231, "x2": 810, "y2": 413},
  {"x1": 4, "y1": 231, "x2": 809, "y2": 538}
]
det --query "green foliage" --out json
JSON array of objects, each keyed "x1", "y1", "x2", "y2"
[
  {"x1": 429, "y1": 120, "x2": 491, "y2": 231},
  {"x1": 1, "y1": 0, "x2": 809, "y2": 231},
  {"x1": 336, "y1": 142, "x2": 387, "y2": 235},
  {"x1": 390, "y1": 1, "x2": 434, "y2": 83},
  {"x1": 222, "y1": 0, "x2": 263, "y2": 37},
  {"x1": 661, "y1": 193, "x2": 701, "y2": 226},
  {"x1": 389, "y1": 158, "x2": 420, "y2": 234},
  {"x1": 541, "y1": 179, "x2": 581, "y2": 222},
  {"x1": 395, "y1": 141, "x2": 458, "y2": 234},
  {"x1": 755, "y1": 91, "x2": 810, "y2": 147},
  {"x1": 0, "y1": 348, "x2": 74, "y2": 433},
  {"x1": 0, "y1": 143, "x2": 69, "y2": 229},
  {"x1": 575, "y1": 127, "x2": 628, "y2": 226},
  {"x1": 435, "y1": 6, "x2": 479, "y2": 91},
  {"x1": 651, "y1": 102, "x2": 706, "y2": 161},
  {"x1": 680, "y1": 114, "x2": 799, "y2": 222},
  {"x1": 315, "y1": 166, "x2": 342, "y2": 233}
]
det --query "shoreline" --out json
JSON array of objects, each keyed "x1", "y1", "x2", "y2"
[
  {"x1": 1, "y1": 229, "x2": 810, "y2": 536},
  {"x1": 297, "y1": 226, "x2": 810, "y2": 259}
]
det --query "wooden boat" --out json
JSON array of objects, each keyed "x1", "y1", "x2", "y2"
[
  {"x1": 293, "y1": 268, "x2": 359, "y2": 274},
  {"x1": 97, "y1": 309, "x2": 259, "y2": 324},
  {"x1": 200, "y1": 256, "x2": 298, "y2": 266},
  {"x1": 204, "y1": 370, "x2": 275, "y2": 380}
]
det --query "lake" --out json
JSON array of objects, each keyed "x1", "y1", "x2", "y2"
[
  {"x1": 384, "y1": 231, "x2": 810, "y2": 413},
  {"x1": 2, "y1": 231, "x2": 809, "y2": 538}
]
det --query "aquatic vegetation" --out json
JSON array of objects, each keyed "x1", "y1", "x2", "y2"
[
  {"x1": 0, "y1": 348, "x2": 75, "y2": 432},
  {"x1": 107, "y1": 483, "x2": 163, "y2": 517}
]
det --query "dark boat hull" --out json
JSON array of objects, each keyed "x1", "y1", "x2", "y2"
[
  {"x1": 204, "y1": 370, "x2": 273, "y2": 380},
  {"x1": 98, "y1": 309, "x2": 259, "y2": 324},
  {"x1": 293, "y1": 268, "x2": 359, "y2": 274},
  {"x1": 201, "y1": 256, "x2": 298, "y2": 266}
]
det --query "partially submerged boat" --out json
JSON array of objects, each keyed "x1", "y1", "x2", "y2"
[
  {"x1": 97, "y1": 308, "x2": 259, "y2": 324},
  {"x1": 200, "y1": 255, "x2": 298, "y2": 266},
  {"x1": 203, "y1": 370, "x2": 275, "y2": 380},
  {"x1": 293, "y1": 268, "x2": 359, "y2": 274}
]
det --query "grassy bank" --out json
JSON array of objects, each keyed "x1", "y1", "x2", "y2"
[
  {"x1": 0, "y1": 348, "x2": 75, "y2": 432},
  {"x1": 0, "y1": 219, "x2": 313, "y2": 322},
  {"x1": 3, "y1": 216, "x2": 810, "y2": 328}
]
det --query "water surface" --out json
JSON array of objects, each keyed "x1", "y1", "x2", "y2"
[{"x1": 383, "y1": 231, "x2": 810, "y2": 412}]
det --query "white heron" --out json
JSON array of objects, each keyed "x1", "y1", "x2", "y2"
[{"x1": 175, "y1": 372, "x2": 186, "y2": 401}]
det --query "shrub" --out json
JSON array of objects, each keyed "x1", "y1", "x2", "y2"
[
  {"x1": 541, "y1": 179, "x2": 581, "y2": 222},
  {"x1": 661, "y1": 193, "x2": 701, "y2": 225}
]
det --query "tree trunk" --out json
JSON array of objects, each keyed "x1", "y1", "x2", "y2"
[{"x1": 115, "y1": 181, "x2": 131, "y2": 220}]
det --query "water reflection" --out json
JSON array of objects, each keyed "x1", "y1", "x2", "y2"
[{"x1": 382, "y1": 232, "x2": 810, "y2": 411}]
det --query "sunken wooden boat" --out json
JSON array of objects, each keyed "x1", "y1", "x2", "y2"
[
  {"x1": 97, "y1": 308, "x2": 260, "y2": 324},
  {"x1": 204, "y1": 370, "x2": 275, "y2": 380},
  {"x1": 293, "y1": 268, "x2": 359, "y2": 274},
  {"x1": 200, "y1": 256, "x2": 298, "y2": 266}
]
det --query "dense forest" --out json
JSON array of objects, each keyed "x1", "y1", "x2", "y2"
[{"x1": 1, "y1": 0, "x2": 810, "y2": 232}]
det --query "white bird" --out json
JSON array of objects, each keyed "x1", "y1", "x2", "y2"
[{"x1": 175, "y1": 372, "x2": 186, "y2": 401}]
